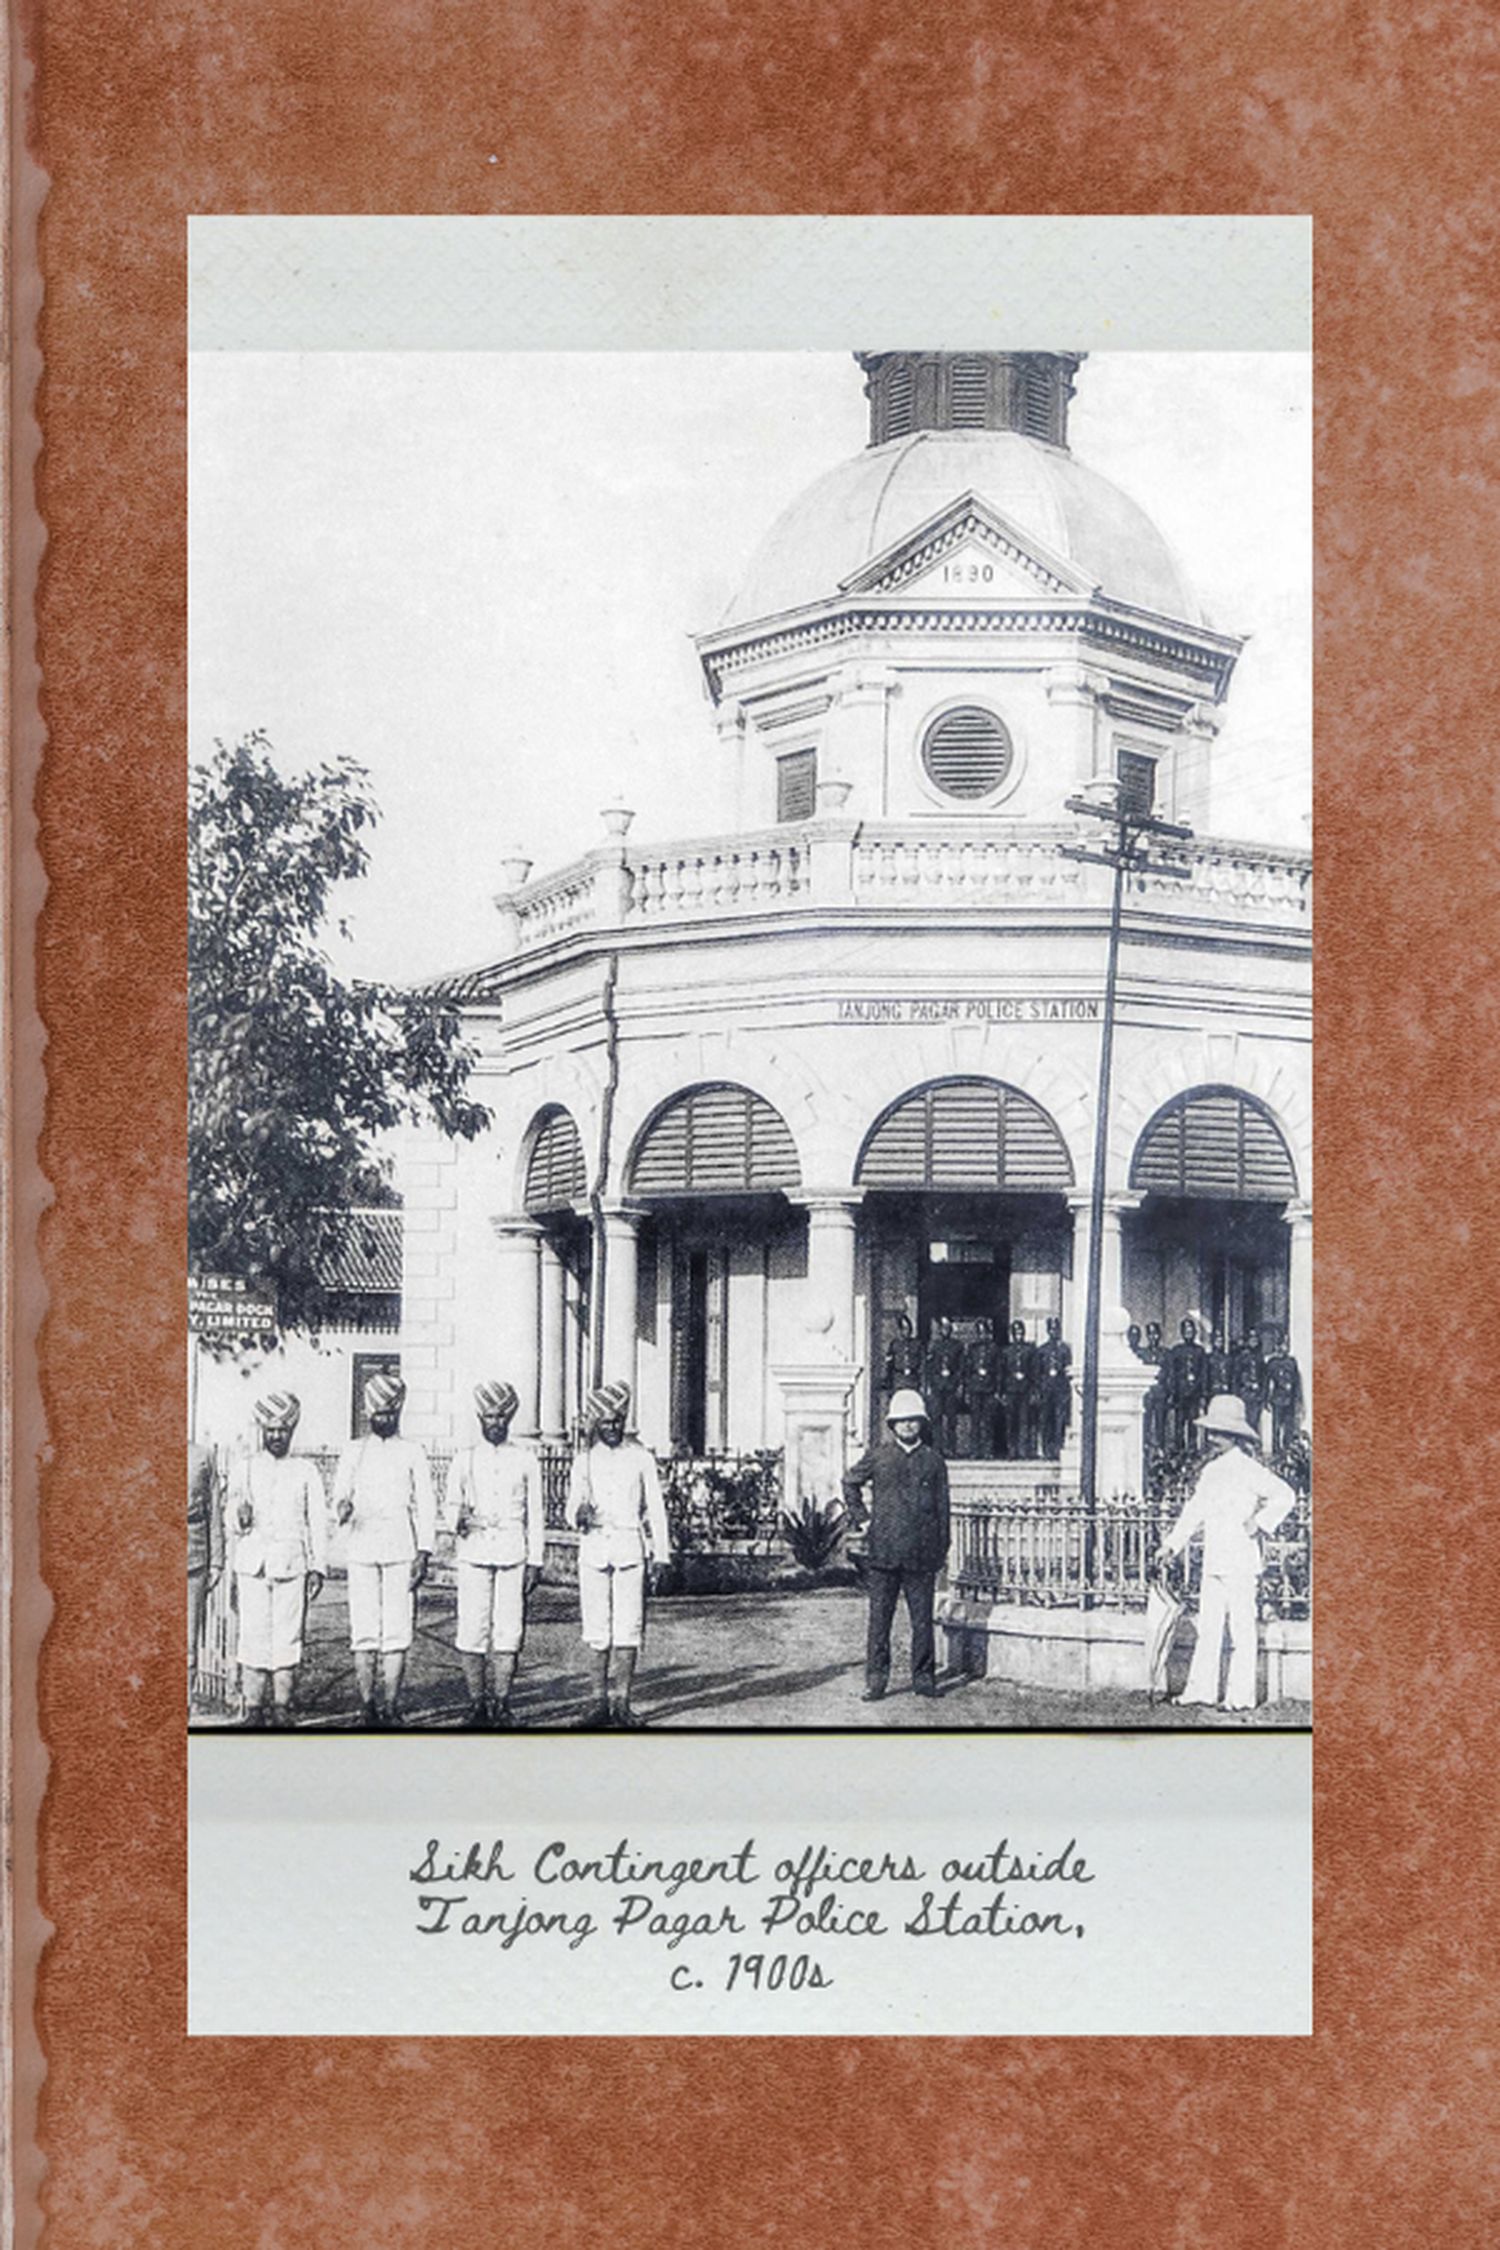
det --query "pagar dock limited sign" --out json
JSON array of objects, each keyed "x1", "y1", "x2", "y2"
[
  {"x1": 189, "y1": 1273, "x2": 279, "y2": 1338},
  {"x1": 837, "y1": 996, "x2": 1102, "y2": 1025}
]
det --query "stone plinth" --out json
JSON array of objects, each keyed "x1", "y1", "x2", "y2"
[{"x1": 773, "y1": 1362, "x2": 861, "y2": 1510}]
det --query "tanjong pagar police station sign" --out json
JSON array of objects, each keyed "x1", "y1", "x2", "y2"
[{"x1": 837, "y1": 996, "x2": 1103, "y2": 1026}]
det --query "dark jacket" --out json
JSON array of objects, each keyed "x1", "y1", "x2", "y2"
[{"x1": 842, "y1": 1439, "x2": 950, "y2": 1573}]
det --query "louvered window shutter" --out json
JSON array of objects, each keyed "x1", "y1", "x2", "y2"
[
  {"x1": 949, "y1": 357, "x2": 990, "y2": 427},
  {"x1": 776, "y1": 747, "x2": 817, "y2": 823},
  {"x1": 1130, "y1": 1090, "x2": 1297, "y2": 1200},
  {"x1": 857, "y1": 1080, "x2": 1073, "y2": 1191},
  {"x1": 630, "y1": 1086, "x2": 800, "y2": 1196},
  {"x1": 524, "y1": 1109, "x2": 587, "y2": 1212}
]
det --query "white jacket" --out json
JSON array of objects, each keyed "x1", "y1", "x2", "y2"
[
  {"x1": 444, "y1": 1440, "x2": 546, "y2": 1568},
  {"x1": 230, "y1": 1451, "x2": 329, "y2": 1581},
  {"x1": 567, "y1": 1440, "x2": 670, "y2": 1568},
  {"x1": 1163, "y1": 1445, "x2": 1298, "y2": 1585}
]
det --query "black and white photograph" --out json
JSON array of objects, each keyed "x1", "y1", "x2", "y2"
[{"x1": 189, "y1": 336, "x2": 1311, "y2": 1738}]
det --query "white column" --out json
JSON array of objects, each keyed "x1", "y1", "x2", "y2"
[
  {"x1": 599, "y1": 1203, "x2": 645, "y2": 1401},
  {"x1": 538, "y1": 1232, "x2": 568, "y2": 1439},
  {"x1": 1287, "y1": 1199, "x2": 1313, "y2": 1429},
  {"x1": 1066, "y1": 1191, "x2": 1139, "y2": 1352},
  {"x1": 489, "y1": 1217, "x2": 543, "y2": 1435},
  {"x1": 797, "y1": 1193, "x2": 862, "y2": 1366}
]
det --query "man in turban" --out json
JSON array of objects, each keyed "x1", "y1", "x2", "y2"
[
  {"x1": 567, "y1": 1383, "x2": 670, "y2": 1729},
  {"x1": 444, "y1": 1380, "x2": 545, "y2": 1728},
  {"x1": 333, "y1": 1373, "x2": 436, "y2": 1728},
  {"x1": 228, "y1": 1393, "x2": 327, "y2": 1729}
]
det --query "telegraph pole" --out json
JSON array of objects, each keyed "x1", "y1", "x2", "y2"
[{"x1": 1061, "y1": 781, "x2": 1193, "y2": 1589}]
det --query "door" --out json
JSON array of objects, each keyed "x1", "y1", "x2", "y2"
[{"x1": 670, "y1": 1243, "x2": 729, "y2": 1454}]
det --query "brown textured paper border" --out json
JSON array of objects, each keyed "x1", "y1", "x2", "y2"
[{"x1": 13, "y1": 6, "x2": 1500, "y2": 2247}]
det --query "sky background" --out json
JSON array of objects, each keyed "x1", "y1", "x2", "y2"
[{"x1": 190, "y1": 351, "x2": 1311, "y2": 985}]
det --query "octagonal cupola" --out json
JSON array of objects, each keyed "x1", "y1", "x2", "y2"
[{"x1": 697, "y1": 352, "x2": 1243, "y2": 838}]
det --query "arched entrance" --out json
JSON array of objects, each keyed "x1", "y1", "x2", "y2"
[
  {"x1": 855, "y1": 1077, "x2": 1076, "y2": 1454},
  {"x1": 520, "y1": 1105, "x2": 592, "y2": 1436},
  {"x1": 626, "y1": 1082, "x2": 802, "y2": 1454},
  {"x1": 1125, "y1": 1086, "x2": 1299, "y2": 1351}
]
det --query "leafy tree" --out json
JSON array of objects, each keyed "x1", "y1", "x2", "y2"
[{"x1": 190, "y1": 731, "x2": 489, "y2": 1342}]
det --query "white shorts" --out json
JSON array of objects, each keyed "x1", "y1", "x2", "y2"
[
  {"x1": 236, "y1": 1573, "x2": 306, "y2": 1672},
  {"x1": 347, "y1": 1560, "x2": 414, "y2": 1653},
  {"x1": 578, "y1": 1557, "x2": 645, "y2": 1651},
  {"x1": 455, "y1": 1560, "x2": 526, "y2": 1655}
]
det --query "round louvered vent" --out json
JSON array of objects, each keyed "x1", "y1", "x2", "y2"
[{"x1": 921, "y1": 706, "x2": 1014, "y2": 801}]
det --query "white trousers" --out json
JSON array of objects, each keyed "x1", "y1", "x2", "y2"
[
  {"x1": 236, "y1": 1573, "x2": 306, "y2": 1672},
  {"x1": 347, "y1": 1560, "x2": 414, "y2": 1653},
  {"x1": 1183, "y1": 1574, "x2": 1259, "y2": 1709},
  {"x1": 578, "y1": 1559, "x2": 644, "y2": 1651},
  {"x1": 455, "y1": 1561, "x2": 526, "y2": 1655}
]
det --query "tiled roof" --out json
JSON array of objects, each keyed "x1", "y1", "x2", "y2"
[{"x1": 314, "y1": 1209, "x2": 402, "y2": 1293}]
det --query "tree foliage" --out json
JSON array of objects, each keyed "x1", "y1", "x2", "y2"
[{"x1": 190, "y1": 732, "x2": 489, "y2": 1340}]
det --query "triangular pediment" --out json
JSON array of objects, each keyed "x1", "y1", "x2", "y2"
[{"x1": 840, "y1": 492, "x2": 1099, "y2": 603}]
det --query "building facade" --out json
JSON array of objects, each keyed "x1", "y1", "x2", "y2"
[{"x1": 403, "y1": 351, "x2": 1310, "y2": 1497}]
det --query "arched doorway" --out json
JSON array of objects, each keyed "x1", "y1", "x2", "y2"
[
  {"x1": 520, "y1": 1105, "x2": 592, "y2": 1436},
  {"x1": 626, "y1": 1083, "x2": 802, "y2": 1454},
  {"x1": 855, "y1": 1077, "x2": 1075, "y2": 1453},
  {"x1": 1126, "y1": 1086, "x2": 1299, "y2": 1352}
]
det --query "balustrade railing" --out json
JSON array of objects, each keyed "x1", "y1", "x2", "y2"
[
  {"x1": 949, "y1": 1488, "x2": 1310, "y2": 1620},
  {"x1": 500, "y1": 820, "x2": 1309, "y2": 956}
]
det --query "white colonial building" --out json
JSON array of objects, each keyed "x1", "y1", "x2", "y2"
[{"x1": 382, "y1": 351, "x2": 1310, "y2": 1513}]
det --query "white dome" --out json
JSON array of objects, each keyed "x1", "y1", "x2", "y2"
[{"x1": 723, "y1": 429, "x2": 1204, "y2": 630}]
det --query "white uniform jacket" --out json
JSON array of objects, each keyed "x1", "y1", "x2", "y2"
[
  {"x1": 230, "y1": 1451, "x2": 329, "y2": 1581},
  {"x1": 567, "y1": 1441, "x2": 670, "y2": 1569},
  {"x1": 333, "y1": 1434, "x2": 437, "y2": 1565},
  {"x1": 1162, "y1": 1446, "x2": 1298, "y2": 1586},
  {"x1": 444, "y1": 1441, "x2": 546, "y2": 1569}
]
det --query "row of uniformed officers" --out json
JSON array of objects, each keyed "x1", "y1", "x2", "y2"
[
  {"x1": 188, "y1": 1372, "x2": 669, "y2": 1731},
  {"x1": 882, "y1": 1314, "x2": 1073, "y2": 1460},
  {"x1": 1129, "y1": 1316, "x2": 1303, "y2": 1458}
]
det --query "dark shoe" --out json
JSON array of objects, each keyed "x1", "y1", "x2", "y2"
[
  {"x1": 241, "y1": 1705, "x2": 266, "y2": 1730},
  {"x1": 460, "y1": 1702, "x2": 488, "y2": 1730},
  {"x1": 913, "y1": 1680, "x2": 939, "y2": 1700},
  {"x1": 269, "y1": 1705, "x2": 296, "y2": 1729},
  {"x1": 382, "y1": 1707, "x2": 406, "y2": 1730},
  {"x1": 575, "y1": 1702, "x2": 613, "y2": 1731},
  {"x1": 359, "y1": 1704, "x2": 381, "y2": 1730},
  {"x1": 486, "y1": 1701, "x2": 516, "y2": 1731},
  {"x1": 861, "y1": 1685, "x2": 887, "y2": 1703},
  {"x1": 611, "y1": 1704, "x2": 648, "y2": 1730}
]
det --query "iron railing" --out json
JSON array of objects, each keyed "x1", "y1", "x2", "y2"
[{"x1": 948, "y1": 1489, "x2": 1311, "y2": 1620}]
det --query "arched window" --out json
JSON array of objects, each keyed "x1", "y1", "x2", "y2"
[
  {"x1": 628, "y1": 1084, "x2": 801, "y2": 1197},
  {"x1": 1130, "y1": 1088, "x2": 1297, "y2": 1201},
  {"x1": 523, "y1": 1107, "x2": 587, "y2": 1213},
  {"x1": 856, "y1": 1078, "x2": 1073, "y2": 1192}
]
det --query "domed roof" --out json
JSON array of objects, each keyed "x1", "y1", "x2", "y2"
[{"x1": 722, "y1": 429, "x2": 1204, "y2": 631}]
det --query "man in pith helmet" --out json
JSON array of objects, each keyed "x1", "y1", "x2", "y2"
[
  {"x1": 333, "y1": 1373, "x2": 435, "y2": 1728},
  {"x1": 1159, "y1": 1391, "x2": 1298, "y2": 1712},
  {"x1": 444, "y1": 1379, "x2": 545, "y2": 1729},
  {"x1": 841, "y1": 1388, "x2": 950, "y2": 1705},
  {"x1": 567, "y1": 1383, "x2": 671, "y2": 1729},
  {"x1": 229, "y1": 1393, "x2": 327, "y2": 1729}
]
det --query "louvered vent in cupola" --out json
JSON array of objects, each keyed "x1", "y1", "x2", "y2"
[
  {"x1": 921, "y1": 707, "x2": 1014, "y2": 801},
  {"x1": 884, "y1": 362, "x2": 915, "y2": 439},
  {"x1": 949, "y1": 357, "x2": 989, "y2": 427}
]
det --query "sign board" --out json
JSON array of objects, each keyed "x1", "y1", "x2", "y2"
[
  {"x1": 837, "y1": 996, "x2": 1102, "y2": 1026},
  {"x1": 189, "y1": 1273, "x2": 279, "y2": 1338}
]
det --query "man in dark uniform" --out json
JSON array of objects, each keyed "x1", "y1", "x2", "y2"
[
  {"x1": 1036, "y1": 1316, "x2": 1073, "y2": 1460},
  {"x1": 961, "y1": 1318, "x2": 1002, "y2": 1459},
  {"x1": 923, "y1": 1316, "x2": 966, "y2": 1457},
  {"x1": 1207, "y1": 1327, "x2": 1234, "y2": 1399},
  {"x1": 1168, "y1": 1316, "x2": 1210, "y2": 1453},
  {"x1": 842, "y1": 1389, "x2": 950, "y2": 1702},
  {"x1": 1262, "y1": 1328, "x2": 1303, "y2": 1455},
  {"x1": 882, "y1": 1310, "x2": 924, "y2": 1401},
  {"x1": 1230, "y1": 1326, "x2": 1265, "y2": 1439},
  {"x1": 999, "y1": 1318, "x2": 1038, "y2": 1459},
  {"x1": 1140, "y1": 1321, "x2": 1167, "y2": 1459}
]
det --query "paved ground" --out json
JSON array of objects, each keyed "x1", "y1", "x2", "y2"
[{"x1": 194, "y1": 1577, "x2": 1310, "y2": 1732}]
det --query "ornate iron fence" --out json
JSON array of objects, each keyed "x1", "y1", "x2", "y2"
[
  {"x1": 658, "y1": 1449, "x2": 785, "y2": 1550},
  {"x1": 949, "y1": 1489, "x2": 1310, "y2": 1621}
]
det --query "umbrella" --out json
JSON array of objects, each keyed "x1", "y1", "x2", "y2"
[{"x1": 1144, "y1": 1577, "x2": 1184, "y2": 1704}]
